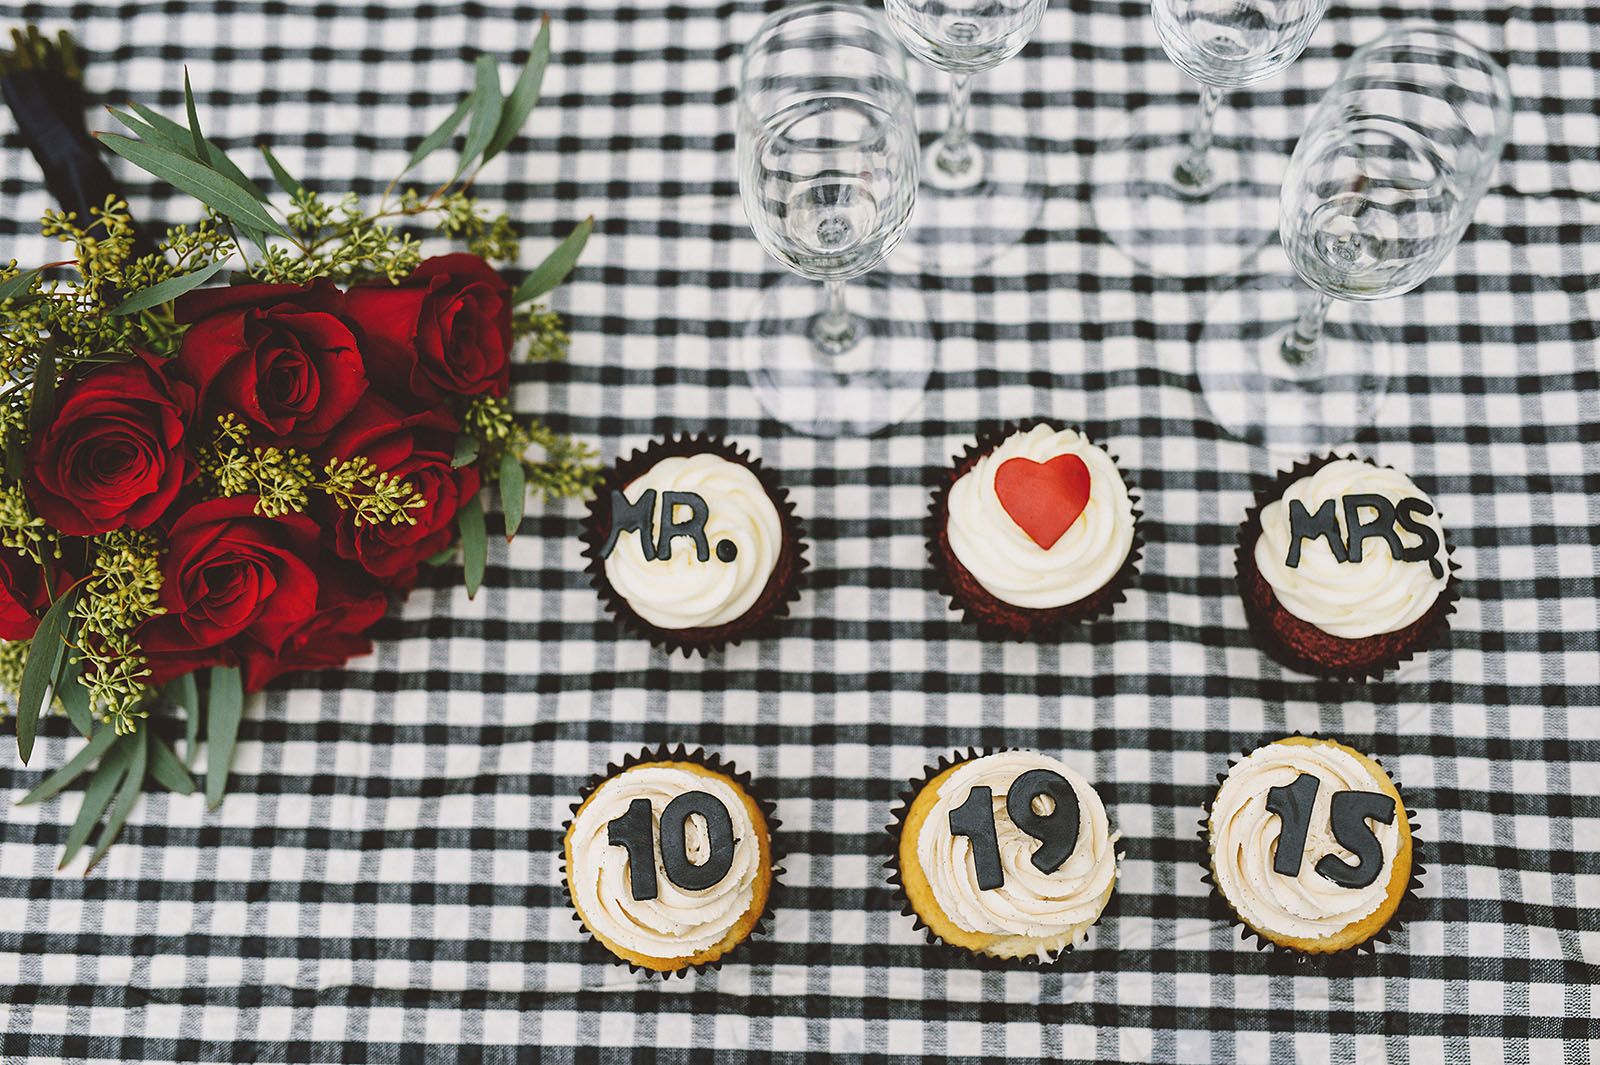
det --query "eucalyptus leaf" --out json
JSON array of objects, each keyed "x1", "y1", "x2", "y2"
[
  {"x1": 16, "y1": 585, "x2": 80, "y2": 765},
  {"x1": 148, "y1": 734, "x2": 195, "y2": 796},
  {"x1": 204, "y1": 665, "x2": 243, "y2": 809},
  {"x1": 451, "y1": 434, "x2": 479, "y2": 468},
  {"x1": 55, "y1": 646, "x2": 92, "y2": 738},
  {"x1": 455, "y1": 55, "x2": 504, "y2": 179},
  {"x1": 500, "y1": 451, "x2": 525, "y2": 542},
  {"x1": 403, "y1": 95, "x2": 473, "y2": 176},
  {"x1": 423, "y1": 546, "x2": 457, "y2": 567},
  {"x1": 512, "y1": 216, "x2": 593, "y2": 304},
  {"x1": 258, "y1": 144, "x2": 304, "y2": 199},
  {"x1": 17, "y1": 725, "x2": 119, "y2": 806},
  {"x1": 86, "y1": 727, "x2": 147, "y2": 872},
  {"x1": 59, "y1": 735, "x2": 131, "y2": 869},
  {"x1": 0, "y1": 266, "x2": 43, "y2": 302},
  {"x1": 183, "y1": 70, "x2": 211, "y2": 165},
  {"x1": 126, "y1": 101, "x2": 269, "y2": 203},
  {"x1": 27, "y1": 338, "x2": 56, "y2": 441},
  {"x1": 107, "y1": 107, "x2": 163, "y2": 144},
  {"x1": 484, "y1": 17, "x2": 551, "y2": 162},
  {"x1": 98, "y1": 134, "x2": 285, "y2": 239},
  {"x1": 166, "y1": 672, "x2": 201, "y2": 768},
  {"x1": 460, "y1": 496, "x2": 487, "y2": 599},
  {"x1": 109, "y1": 258, "x2": 232, "y2": 315}
]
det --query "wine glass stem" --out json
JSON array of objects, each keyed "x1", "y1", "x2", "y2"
[
  {"x1": 809, "y1": 279, "x2": 859, "y2": 356},
  {"x1": 934, "y1": 73, "x2": 979, "y2": 182},
  {"x1": 1174, "y1": 84, "x2": 1224, "y2": 190},
  {"x1": 1280, "y1": 292, "x2": 1334, "y2": 368}
]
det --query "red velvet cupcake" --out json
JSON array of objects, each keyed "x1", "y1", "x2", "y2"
[
  {"x1": 930, "y1": 422, "x2": 1142, "y2": 639},
  {"x1": 1236, "y1": 455, "x2": 1457, "y2": 680},
  {"x1": 580, "y1": 434, "x2": 807, "y2": 656}
]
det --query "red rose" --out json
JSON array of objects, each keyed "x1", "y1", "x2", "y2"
[
  {"x1": 234, "y1": 567, "x2": 389, "y2": 691},
  {"x1": 0, "y1": 546, "x2": 62, "y2": 641},
  {"x1": 344, "y1": 253, "x2": 512, "y2": 402},
  {"x1": 26, "y1": 352, "x2": 196, "y2": 536},
  {"x1": 174, "y1": 278, "x2": 369, "y2": 447},
  {"x1": 138, "y1": 496, "x2": 322, "y2": 685},
  {"x1": 317, "y1": 394, "x2": 481, "y2": 586}
]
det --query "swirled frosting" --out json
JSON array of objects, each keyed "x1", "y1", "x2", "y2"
[
  {"x1": 567, "y1": 766, "x2": 762, "y2": 959},
  {"x1": 603, "y1": 453, "x2": 782, "y2": 629},
  {"x1": 1254, "y1": 459, "x2": 1448, "y2": 639},
  {"x1": 946, "y1": 425, "x2": 1136, "y2": 609},
  {"x1": 918, "y1": 751, "x2": 1119, "y2": 958},
  {"x1": 1210, "y1": 742, "x2": 1402, "y2": 942}
]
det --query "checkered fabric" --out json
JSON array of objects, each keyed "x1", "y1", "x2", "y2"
[{"x1": 1, "y1": 0, "x2": 1597, "y2": 1061}]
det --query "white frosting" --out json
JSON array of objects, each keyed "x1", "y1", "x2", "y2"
[
  {"x1": 1210, "y1": 742, "x2": 1402, "y2": 942},
  {"x1": 603, "y1": 453, "x2": 783, "y2": 629},
  {"x1": 917, "y1": 751, "x2": 1119, "y2": 960},
  {"x1": 568, "y1": 766, "x2": 763, "y2": 959},
  {"x1": 1254, "y1": 459, "x2": 1449, "y2": 639},
  {"x1": 946, "y1": 425, "x2": 1136, "y2": 609}
]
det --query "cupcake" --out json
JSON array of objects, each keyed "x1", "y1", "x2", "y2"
[
  {"x1": 1205, "y1": 735, "x2": 1420, "y2": 956},
  {"x1": 581, "y1": 434, "x2": 807, "y2": 655},
  {"x1": 887, "y1": 749, "x2": 1120, "y2": 963},
  {"x1": 1237, "y1": 455, "x2": 1456, "y2": 679},
  {"x1": 930, "y1": 422, "x2": 1141, "y2": 638},
  {"x1": 562, "y1": 746, "x2": 779, "y2": 976}
]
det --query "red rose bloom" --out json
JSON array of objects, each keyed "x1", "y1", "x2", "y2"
[
  {"x1": 344, "y1": 253, "x2": 512, "y2": 402},
  {"x1": 138, "y1": 496, "x2": 322, "y2": 685},
  {"x1": 317, "y1": 394, "x2": 480, "y2": 586},
  {"x1": 174, "y1": 278, "x2": 368, "y2": 447},
  {"x1": 26, "y1": 352, "x2": 196, "y2": 536},
  {"x1": 0, "y1": 546, "x2": 62, "y2": 641},
  {"x1": 235, "y1": 567, "x2": 389, "y2": 691}
]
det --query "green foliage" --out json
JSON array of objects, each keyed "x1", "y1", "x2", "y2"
[{"x1": 72, "y1": 530, "x2": 167, "y2": 733}]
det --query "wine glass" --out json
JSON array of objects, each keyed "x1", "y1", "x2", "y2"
[
  {"x1": 1195, "y1": 25, "x2": 1513, "y2": 450},
  {"x1": 883, "y1": 0, "x2": 1049, "y2": 272},
  {"x1": 1090, "y1": 0, "x2": 1329, "y2": 277},
  {"x1": 737, "y1": 1, "x2": 930, "y2": 437}
]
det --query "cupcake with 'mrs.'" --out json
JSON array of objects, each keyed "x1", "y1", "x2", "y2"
[
  {"x1": 1237, "y1": 454, "x2": 1456, "y2": 680},
  {"x1": 562, "y1": 745, "x2": 779, "y2": 976},
  {"x1": 581, "y1": 434, "x2": 806, "y2": 655},
  {"x1": 1204, "y1": 735, "x2": 1421, "y2": 956},
  {"x1": 888, "y1": 749, "x2": 1120, "y2": 964},
  {"x1": 930, "y1": 422, "x2": 1142, "y2": 638}
]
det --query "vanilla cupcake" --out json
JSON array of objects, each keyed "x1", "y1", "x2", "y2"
[
  {"x1": 930, "y1": 422, "x2": 1141, "y2": 638},
  {"x1": 1205, "y1": 736, "x2": 1420, "y2": 956},
  {"x1": 581, "y1": 435, "x2": 807, "y2": 655},
  {"x1": 1237, "y1": 454, "x2": 1456, "y2": 679},
  {"x1": 562, "y1": 746, "x2": 778, "y2": 975},
  {"x1": 888, "y1": 750, "x2": 1120, "y2": 963}
]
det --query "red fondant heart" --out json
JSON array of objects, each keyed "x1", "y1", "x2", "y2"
[{"x1": 994, "y1": 454, "x2": 1091, "y2": 550}]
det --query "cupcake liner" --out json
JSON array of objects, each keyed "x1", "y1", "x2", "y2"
[
  {"x1": 560, "y1": 743, "x2": 785, "y2": 980},
  {"x1": 1235, "y1": 453, "x2": 1461, "y2": 681},
  {"x1": 580, "y1": 434, "x2": 808, "y2": 656},
  {"x1": 928, "y1": 419, "x2": 1143, "y2": 641},
  {"x1": 882, "y1": 747, "x2": 1088, "y2": 970},
  {"x1": 1197, "y1": 734, "x2": 1426, "y2": 962}
]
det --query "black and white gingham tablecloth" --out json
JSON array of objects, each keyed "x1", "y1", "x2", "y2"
[{"x1": 0, "y1": 0, "x2": 1596, "y2": 1060}]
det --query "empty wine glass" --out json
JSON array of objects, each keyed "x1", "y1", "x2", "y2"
[
  {"x1": 1090, "y1": 0, "x2": 1329, "y2": 277},
  {"x1": 1195, "y1": 25, "x2": 1513, "y2": 450},
  {"x1": 737, "y1": 1, "x2": 930, "y2": 437},
  {"x1": 883, "y1": 0, "x2": 1049, "y2": 272}
]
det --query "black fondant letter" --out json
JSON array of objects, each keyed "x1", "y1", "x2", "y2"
[
  {"x1": 1315, "y1": 790, "x2": 1397, "y2": 889},
  {"x1": 600, "y1": 488, "x2": 657, "y2": 562},
  {"x1": 655, "y1": 491, "x2": 711, "y2": 562},
  {"x1": 1006, "y1": 769, "x2": 1081, "y2": 875},
  {"x1": 948, "y1": 786, "x2": 1004, "y2": 891},
  {"x1": 606, "y1": 797, "x2": 659, "y2": 901},
  {"x1": 1286, "y1": 498, "x2": 1348, "y2": 567},
  {"x1": 659, "y1": 790, "x2": 736, "y2": 891},
  {"x1": 1395, "y1": 497, "x2": 1445, "y2": 579},
  {"x1": 1343, "y1": 493, "x2": 1403, "y2": 564},
  {"x1": 1264, "y1": 772, "x2": 1320, "y2": 877}
]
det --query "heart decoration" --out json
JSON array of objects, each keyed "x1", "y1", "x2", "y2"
[{"x1": 993, "y1": 454, "x2": 1091, "y2": 550}]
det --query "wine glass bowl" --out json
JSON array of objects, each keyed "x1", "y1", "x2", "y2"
[
  {"x1": 883, "y1": 0, "x2": 1046, "y2": 75},
  {"x1": 1152, "y1": 0, "x2": 1328, "y2": 89},
  {"x1": 735, "y1": 2, "x2": 931, "y2": 437}
]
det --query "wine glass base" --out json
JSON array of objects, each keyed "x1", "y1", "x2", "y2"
[
  {"x1": 893, "y1": 102, "x2": 1045, "y2": 274},
  {"x1": 740, "y1": 273, "x2": 933, "y2": 437},
  {"x1": 1195, "y1": 276, "x2": 1392, "y2": 452},
  {"x1": 1090, "y1": 101, "x2": 1288, "y2": 277}
]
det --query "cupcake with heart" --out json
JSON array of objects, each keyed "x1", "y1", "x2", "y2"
[
  {"x1": 930, "y1": 422, "x2": 1142, "y2": 638},
  {"x1": 581, "y1": 434, "x2": 807, "y2": 655},
  {"x1": 1236, "y1": 454, "x2": 1457, "y2": 679}
]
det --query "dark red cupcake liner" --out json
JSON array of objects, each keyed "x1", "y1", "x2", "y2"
[
  {"x1": 560, "y1": 743, "x2": 784, "y2": 980},
  {"x1": 928, "y1": 420, "x2": 1143, "y2": 641},
  {"x1": 1198, "y1": 734, "x2": 1425, "y2": 962},
  {"x1": 580, "y1": 434, "x2": 808, "y2": 656},
  {"x1": 883, "y1": 747, "x2": 1102, "y2": 970}
]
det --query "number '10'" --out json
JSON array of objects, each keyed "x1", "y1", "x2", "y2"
[{"x1": 607, "y1": 791, "x2": 736, "y2": 902}]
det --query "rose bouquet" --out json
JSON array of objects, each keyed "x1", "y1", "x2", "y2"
[{"x1": 0, "y1": 22, "x2": 598, "y2": 869}]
